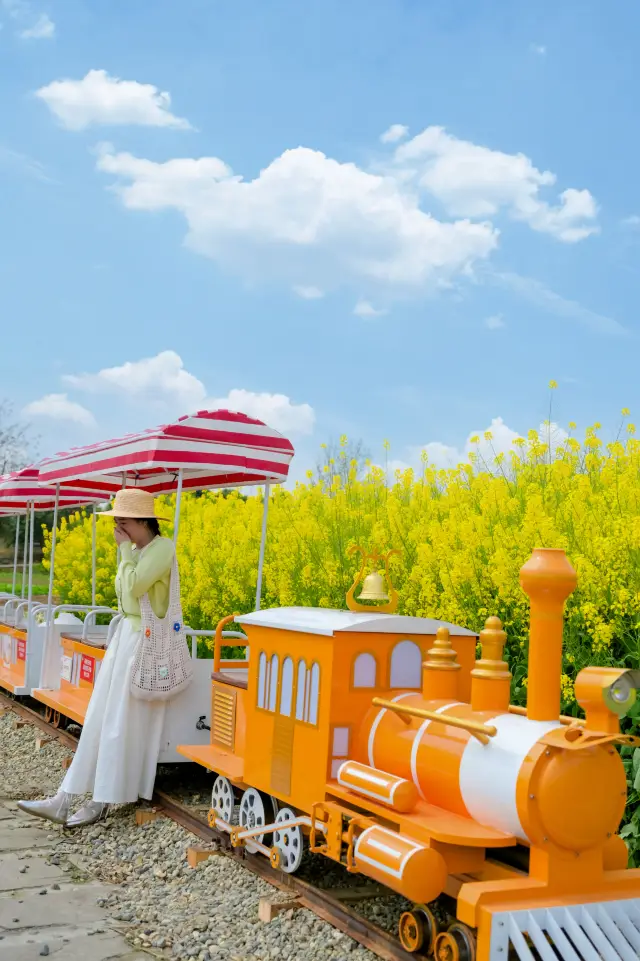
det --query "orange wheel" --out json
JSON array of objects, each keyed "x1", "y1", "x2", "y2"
[
  {"x1": 52, "y1": 711, "x2": 61, "y2": 729},
  {"x1": 435, "y1": 923, "x2": 476, "y2": 961},
  {"x1": 44, "y1": 707, "x2": 52, "y2": 723},
  {"x1": 398, "y1": 906, "x2": 438, "y2": 954}
]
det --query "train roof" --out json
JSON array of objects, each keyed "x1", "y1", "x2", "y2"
[{"x1": 235, "y1": 607, "x2": 478, "y2": 638}]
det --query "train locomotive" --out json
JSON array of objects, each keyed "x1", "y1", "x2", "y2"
[{"x1": 177, "y1": 546, "x2": 640, "y2": 961}]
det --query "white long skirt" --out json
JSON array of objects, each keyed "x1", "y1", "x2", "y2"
[{"x1": 61, "y1": 616, "x2": 166, "y2": 804}]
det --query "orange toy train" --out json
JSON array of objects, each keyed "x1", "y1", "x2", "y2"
[{"x1": 177, "y1": 547, "x2": 640, "y2": 960}]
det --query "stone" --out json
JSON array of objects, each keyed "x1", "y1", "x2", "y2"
[
  {"x1": 0, "y1": 932, "x2": 142, "y2": 961},
  {"x1": 0, "y1": 827, "x2": 53, "y2": 853},
  {"x1": 0, "y1": 885, "x2": 112, "y2": 929}
]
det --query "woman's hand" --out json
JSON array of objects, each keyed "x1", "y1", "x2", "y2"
[{"x1": 114, "y1": 524, "x2": 130, "y2": 546}]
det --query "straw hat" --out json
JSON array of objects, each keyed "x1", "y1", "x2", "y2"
[{"x1": 97, "y1": 488, "x2": 172, "y2": 521}]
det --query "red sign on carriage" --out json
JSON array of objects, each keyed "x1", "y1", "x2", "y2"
[
  {"x1": 80, "y1": 655, "x2": 95, "y2": 684},
  {"x1": 16, "y1": 639, "x2": 26, "y2": 661}
]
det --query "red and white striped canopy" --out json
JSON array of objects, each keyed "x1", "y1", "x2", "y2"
[
  {"x1": 0, "y1": 468, "x2": 107, "y2": 511},
  {"x1": 36, "y1": 409, "x2": 295, "y2": 496}
]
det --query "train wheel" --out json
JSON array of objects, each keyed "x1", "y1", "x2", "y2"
[
  {"x1": 273, "y1": 807, "x2": 303, "y2": 874},
  {"x1": 239, "y1": 788, "x2": 276, "y2": 848},
  {"x1": 211, "y1": 775, "x2": 236, "y2": 825},
  {"x1": 398, "y1": 906, "x2": 438, "y2": 954},
  {"x1": 434, "y1": 922, "x2": 477, "y2": 961},
  {"x1": 52, "y1": 712, "x2": 61, "y2": 729},
  {"x1": 44, "y1": 707, "x2": 52, "y2": 723}
]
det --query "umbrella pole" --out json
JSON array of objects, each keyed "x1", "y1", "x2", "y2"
[
  {"x1": 11, "y1": 515, "x2": 20, "y2": 596},
  {"x1": 26, "y1": 502, "x2": 35, "y2": 628},
  {"x1": 173, "y1": 468, "x2": 183, "y2": 545},
  {"x1": 91, "y1": 503, "x2": 97, "y2": 606},
  {"x1": 21, "y1": 508, "x2": 29, "y2": 599},
  {"x1": 45, "y1": 485, "x2": 60, "y2": 629},
  {"x1": 255, "y1": 483, "x2": 270, "y2": 611}
]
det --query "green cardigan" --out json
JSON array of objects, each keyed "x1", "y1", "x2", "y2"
[{"x1": 115, "y1": 536, "x2": 175, "y2": 630}]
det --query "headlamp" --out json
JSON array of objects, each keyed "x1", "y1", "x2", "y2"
[{"x1": 603, "y1": 670, "x2": 640, "y2": 717}]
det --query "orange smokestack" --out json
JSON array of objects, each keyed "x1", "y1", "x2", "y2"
[{"x1": 519, "y1": 548, "x2": 577, "y2": 722}]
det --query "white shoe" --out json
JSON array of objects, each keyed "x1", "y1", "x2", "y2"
[
  {"x1": 17, "y1": 792, "x2": 70, "y2": 825},
  {"x1": 65, "y1": 801, "x2": 108, "y2": 829}
]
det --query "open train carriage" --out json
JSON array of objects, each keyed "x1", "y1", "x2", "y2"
[{"x1": 0, "y1": 470, "x2": 115, "y2": 697}]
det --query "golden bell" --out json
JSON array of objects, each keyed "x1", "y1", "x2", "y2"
[{"x1": 358, "y1": 571, "x2": 389, "y2": 602}]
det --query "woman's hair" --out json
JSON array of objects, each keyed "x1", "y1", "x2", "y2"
[{"x1": 140, "y1": 518, "x2": 161, "y2": 537}]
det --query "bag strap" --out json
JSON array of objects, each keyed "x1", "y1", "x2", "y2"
[{"x1": 137, "y1": 545, "x2": 183, "y2": 622}]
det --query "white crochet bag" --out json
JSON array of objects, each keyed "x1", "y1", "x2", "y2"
[{"x1": 130, "y1": 556, "x2": 193, "y2": 702}]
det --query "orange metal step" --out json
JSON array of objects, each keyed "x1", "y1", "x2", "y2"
[
  {"x1": 32, "y1": 686, "x2": 89, "y2": 726},
  {"x1": 0, "y1": 662, "x2": 26, "y2": 695},
  {"x1": 176, "y1": 743, "x2": 245, "y2": 783}
]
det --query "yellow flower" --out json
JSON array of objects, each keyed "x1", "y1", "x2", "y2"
[{"x1": 549, "y1": 380, "x2": 558, "y2": 389}]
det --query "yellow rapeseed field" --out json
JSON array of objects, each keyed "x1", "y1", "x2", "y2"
[
  {"x1": 43, "y1": 405, "x2": 640, "y2": 716},
  {"x1": 42, "y1": 398, "x2": 640, "y2": 859}
]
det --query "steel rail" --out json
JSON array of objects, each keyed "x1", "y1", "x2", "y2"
[{"x1": 0, "y1": 693, "x2": 428, "y2": 961}]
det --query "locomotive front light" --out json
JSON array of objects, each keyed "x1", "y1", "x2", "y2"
[
  {"x1": 575, "y1": 667, "x2": 640, "y2": 730},
  {"x1": 604, "y1": 670, "x2": 640, "y2": 717}
]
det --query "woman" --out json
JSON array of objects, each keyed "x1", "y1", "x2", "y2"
[{"x1": 19, "y1": 488, "x2": 175, "y2": 828}]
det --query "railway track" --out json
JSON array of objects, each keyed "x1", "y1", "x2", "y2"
[{"x1": 0, "y1": 692, "x2": 429, "y2": 961}]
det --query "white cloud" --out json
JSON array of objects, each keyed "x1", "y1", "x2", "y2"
[
  {"x1": 380, "y1": 124, "x2": 409, "y2": 144},
  {"x1": 23, "y1": 393, "x2": 95, "y2": 427},
  {"x1": 492, "y1": 271, "x2": 625, "y2": 335},
  {"x1": 293, "y1": 285, "x2": 324, "y2": 300},
  {"x1": 205, "y1": 388, "x2": 315, "y2": 436},
  {"x1": 2, "y1": 0, "x2": 55, "y2": 38},
  {"x1": 20, "y1": 12, "x2": 54, "y2": 38},
  {"x1": 410, "y1": 416, "x2": 569, "y2": 471},
  {"x1": 353, "y1": 299, "x2": 385, "y2": 317},
  {"x1": 95, "y1": 142, "x2": 497, "y2": 295},
  {"x1": 392, "y1": 126, "x2": 598, "y2": 243},
  {"x1": 35, "y1": 70, "x2": 191, "y2": 131},
  {"x1": 622, "y1": 215, "x2": 640, "y2": 227},
  {"x1": 0, "y1": 145, "x2": 54, "y2": 183},
  {"x1": 485, "y1": 313, "x2": 505, "y2": 329},
  {"x1": 57, "y1": 350, "x2": 314, "y2": 437},
  {"x1": 530, "y1": 44, "x2": 546, "y2": 55},
  {"x1": 63, "y1": 350, "x2": 207, "y2": 409}
]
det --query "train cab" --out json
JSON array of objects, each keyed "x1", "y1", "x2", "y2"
[{"x1": 177, "y1": 605, "x2": 478, "y2": 815}]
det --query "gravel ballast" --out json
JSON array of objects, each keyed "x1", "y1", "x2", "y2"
[{"x1": 0, "y1": 708, "x2": 412, "y2": 961}]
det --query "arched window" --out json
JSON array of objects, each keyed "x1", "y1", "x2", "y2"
[
  {"x1": 257, "y1": 652, "x2": 267, "y2": 708},
  {"x1": 294, "y1": 659, "x2": 321, "y2": 724},
  {"x1": 308, "y1": 662, "x2": 320, "y2": 724},
  {"x1": 280, "y1": 657, "x2": 294, "y2": 717},
  {"x1": 390, "y1": 640, "x2": 422, "y2": 688},
  {"x1": 268, "y1": 654, "x2": 279, "y2": 711},
  {"x1": 295, "y1": 661, "x2": 307, "y2": 720},
  {"x1": 353, "y1": 652, "x2": 377, "y2": 688}
]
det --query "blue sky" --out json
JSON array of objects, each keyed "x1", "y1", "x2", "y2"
[{"x1": 1, "y1": 0, "x2": 639, "y2": 480}]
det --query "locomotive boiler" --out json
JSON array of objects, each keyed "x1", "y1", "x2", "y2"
[{"x1": 178, "y1": 547, "x2": 640, "y2": 960}]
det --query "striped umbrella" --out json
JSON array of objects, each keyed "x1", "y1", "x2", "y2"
[
  {"x1": 0, "y1": 469, "x2": 108, "y2": 612},
  {"x1": 36, "y1": 408, "x2": 295, "y2": 609},
  {"x1": 36, "y1": 409, "x2": 294, "y2": 496}
]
